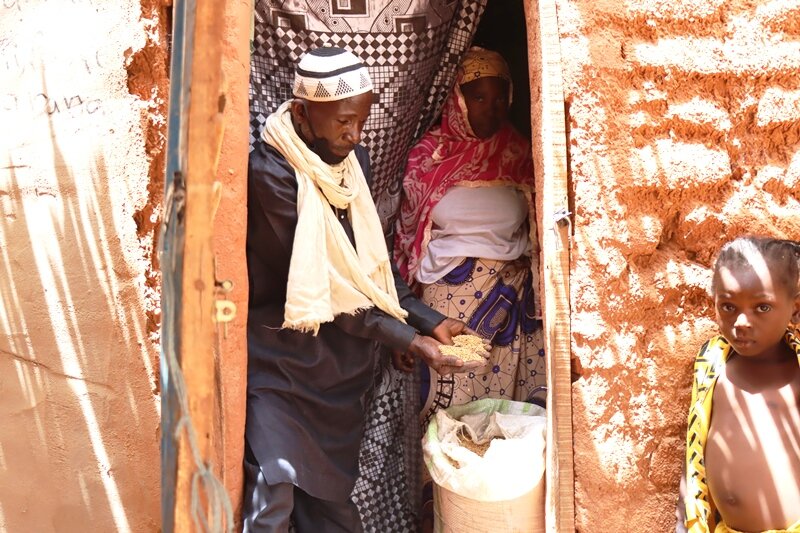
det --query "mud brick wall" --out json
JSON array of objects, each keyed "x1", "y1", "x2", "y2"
[{"x1": 555, "y1": 1, "x2": 800, "y2": 530}]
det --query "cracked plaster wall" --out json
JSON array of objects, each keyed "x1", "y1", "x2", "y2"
[
  {"x1": 0, "y1": 1, "x2": 166, "y2": 531},
  {"x1": 554, "y1": 0, "x2": 800, "y2": 530}
]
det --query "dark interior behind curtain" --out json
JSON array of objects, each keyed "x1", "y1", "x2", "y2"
[{"x1": 248, "y1": 2, "x2": 486, "y2": 530}]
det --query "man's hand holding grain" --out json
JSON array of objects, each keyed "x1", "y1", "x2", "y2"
[{"x1": 392, "y1": 318, "x2": 490, "y2": 375}]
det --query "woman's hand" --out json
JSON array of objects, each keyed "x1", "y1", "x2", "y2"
[
  {"x1": 407, "y1": 334, "x2": 485, "y2": 375},
  {"x1": 431, "y1": 318, "x2": 492, "y2": 356}
]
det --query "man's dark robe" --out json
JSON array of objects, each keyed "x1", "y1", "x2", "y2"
[{"x1": 246, "y1": 139, "x2": 444, "y2": 502}]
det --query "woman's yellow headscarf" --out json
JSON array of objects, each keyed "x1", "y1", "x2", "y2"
[{"x1": 458, "y1": 46, "x2": 513, "y2": 103}]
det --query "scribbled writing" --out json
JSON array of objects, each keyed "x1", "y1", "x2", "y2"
[
  {"x1": 2, "y1": 0, "x2": 98, "y2": 14},
  {"x1": 1, "y1": 38, "x2": 113, "y2": 78},
  {"x1": 1, "y1": 92, "x2": 102, "y2": 116}
]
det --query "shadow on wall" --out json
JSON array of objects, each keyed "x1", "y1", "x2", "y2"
[
  {"x1": 560, "y1": 0, "x2": 800, "y2": 530},
  {"x1": 0, "y1": 99, "x2": 160, "y2": 531}
]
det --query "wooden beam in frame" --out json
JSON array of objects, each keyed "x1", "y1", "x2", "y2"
[
  {"x1": 175, "y1": 0, "x2": 228, "y2": 529},
  {"x1": 524, "y1": 0, "x2": 575, "y2": 531}
]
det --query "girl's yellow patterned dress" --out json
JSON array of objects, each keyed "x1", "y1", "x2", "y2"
[{"x1": 683, "y1": 328, "x2": 800, "y2": 533}]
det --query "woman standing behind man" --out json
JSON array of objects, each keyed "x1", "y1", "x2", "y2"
[{"x1": 394, "y1": 47, "x2": 546, "y2": 429}]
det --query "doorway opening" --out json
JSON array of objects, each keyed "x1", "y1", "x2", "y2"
[{"x1": 242, "y1": 0, "x2": 573, "y2": 530}]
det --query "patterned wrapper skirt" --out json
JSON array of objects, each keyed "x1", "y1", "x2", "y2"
[{"x1": 418, "y1": 255, "x2": 547, "y2": 429}]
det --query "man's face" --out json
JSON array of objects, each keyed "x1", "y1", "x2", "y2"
[
  {"x1": 460, "y1": 77, "x2": 509, "y2": 139},
  {"x1": 714, "y1": 260, "x2": 800, "y2": 359},
  {"x1": 292, "y1": 92, "x2": 373, "y2": 164}
]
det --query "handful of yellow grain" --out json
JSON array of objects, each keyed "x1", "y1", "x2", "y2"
[{"x1": 439, "y1": 334, "x2": 486, "y2": 362}]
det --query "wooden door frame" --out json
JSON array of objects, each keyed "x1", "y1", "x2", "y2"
[{"x1": 525, "y1": 0, "x2": 576, "y2": 531}]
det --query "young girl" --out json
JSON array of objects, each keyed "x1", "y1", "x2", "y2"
[{"x1": 679, "y1": 236, "x2": 800, "y2": 533}]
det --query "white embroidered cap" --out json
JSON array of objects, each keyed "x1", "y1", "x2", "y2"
[{"x1": 293, "y1": 46, "x2": 373, "y2": 102}]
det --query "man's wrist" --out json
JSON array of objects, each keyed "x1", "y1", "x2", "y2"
[{"x1": 407, "y1": 333, "x2": 422, "y2": 357}]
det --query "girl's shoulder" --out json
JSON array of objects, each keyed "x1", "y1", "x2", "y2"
[{"x1": 694, "y1": 335, "x2": 732, "y2": 369}]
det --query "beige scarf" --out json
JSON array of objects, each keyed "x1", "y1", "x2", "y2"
[{"x1": 261, "y1": 101, "x2": 407, "y2": 334}]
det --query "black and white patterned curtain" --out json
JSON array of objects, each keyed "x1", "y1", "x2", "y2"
[
  {"x1": 248, "y1": 2, "x2": 486, "y2": 530},
  {"x1": 249, "y1": 0, "x2": 486, "y2": 229}
]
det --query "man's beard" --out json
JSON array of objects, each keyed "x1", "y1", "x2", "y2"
[
  {"x1": 304, "y1": 113, "x2": 350, "y2": 165},
  {"x1": 308, "y1": 136, "x2": 348, "y2": 165}
]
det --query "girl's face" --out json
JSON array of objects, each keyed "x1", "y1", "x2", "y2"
[
  {"x1": 460, "y1": 77, "x2": 509, "y2": 139},
  {"x1": 714, "y1": 260, "x2": 800, "y2": 360}
]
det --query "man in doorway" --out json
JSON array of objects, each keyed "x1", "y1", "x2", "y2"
[{"x1": 244, "y1": 46, "x2": 484, "y2": 532}]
